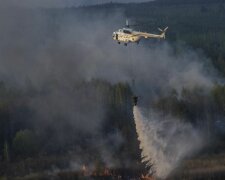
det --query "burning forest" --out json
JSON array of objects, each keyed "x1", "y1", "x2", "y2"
[{"x1": 1, "y1": 0, "x2": 225, "y2": 180}]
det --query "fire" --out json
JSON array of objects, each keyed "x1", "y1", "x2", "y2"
[
  {"x1": 80, "y1": 165, "x2": 154, "y2": 179},
  {"x1": 141, "y1": 174, "x2": 155, "y2": 180},
  {"x1": 81, "y1": 165, "x2": 112, "y2": 177},
  {"x1": 102, "y1": 167, "x2": 111, "y2": 176},
  {"x1": 81, "y1": 165, "x2": 89, "y2": 176}
]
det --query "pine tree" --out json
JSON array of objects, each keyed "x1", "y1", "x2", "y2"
[{"x1": 3, "y1": 141, "x2": 9, "y2": 162}]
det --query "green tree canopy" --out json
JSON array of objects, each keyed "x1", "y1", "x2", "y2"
[{"x1": 13, "y1": 129, "x2": 39, "y2": 157}]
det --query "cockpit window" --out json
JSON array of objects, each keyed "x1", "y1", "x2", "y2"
[{"x1": 123, "y1": 30, "x2": 132, "y2": 34}]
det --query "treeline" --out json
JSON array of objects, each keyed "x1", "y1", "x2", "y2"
[
  {"x1": 154, "y1": 0, "x2": 225, "y2": 5},
  {"x1": 3, "y1": 81, "x2": 225, "y2": 176},
  {"x1": 58, "y1": 1, "x2": 225, "y2": 74},
  {"x1": 152, "y1": 85, "x2": 225, "y2": 140},
  {"x1": 121, "y1": 1, "x2": 225, "y2": 75},
  {"x1": 0, "y1": 80, "x2": 141, "y2": 177},
  {"x1": 2, "y1": 0, "x2": 225, "y2": 177}
]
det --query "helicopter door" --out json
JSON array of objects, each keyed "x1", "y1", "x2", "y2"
[{"x1": 116, "y1": 34, "x2": 118, "y2": 40}]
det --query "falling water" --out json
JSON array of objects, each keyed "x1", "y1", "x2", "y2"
[{"x1": 133, "y1": 106, "x2": 203, "y2": 179}]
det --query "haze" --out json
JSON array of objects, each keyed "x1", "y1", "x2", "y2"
[{"x1": 2, "y1": 0, "x2": 154, "y2": 8}]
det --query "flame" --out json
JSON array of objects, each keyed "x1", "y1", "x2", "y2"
[
  {"x1": 81, "y1": 165, "x2": 89, "y2": 176},
  {"x1": 141, "y1": 174, "x2": 155, "y2": 180},
  {"x1": 81, "y1": 165, "x2": 112, "y2": 177},
  {"x1": 103, "y1": 167, "x2": 111, "y2": 176},
  {"x1": 80, "y1": 165, "x2": 154, "y2": 179}
]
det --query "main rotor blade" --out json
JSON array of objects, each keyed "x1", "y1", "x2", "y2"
[
  {"x1": 158, "y1": 28, "x2": 163, "y2": 32},
  {"x1": 126, "y1": 19, "x2": 129, "y2": 27}
]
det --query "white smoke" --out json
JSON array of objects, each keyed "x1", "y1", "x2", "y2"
[
  {"x1": 133, "y1": 106, "x2": 204, "y2": 179},
  {"x1": 0, "y1": 1, "x2": 218, "y2": 174}
]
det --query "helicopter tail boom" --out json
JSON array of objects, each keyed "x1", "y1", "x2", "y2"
[{"x1": 133, "y1": 27, "x2": 168, "y2": 40}]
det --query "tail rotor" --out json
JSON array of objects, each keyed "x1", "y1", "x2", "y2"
[{"x1": 158, "y1": 27, "x2": 168, "y2": 39}]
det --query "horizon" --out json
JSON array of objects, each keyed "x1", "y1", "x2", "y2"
[{"x1": 1, "y1": 0, "x2": 155, "y2": 8}]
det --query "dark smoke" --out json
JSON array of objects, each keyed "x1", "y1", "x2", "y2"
[{"x1": 0, "y1": 1, "x2": 219, "y2": 173}]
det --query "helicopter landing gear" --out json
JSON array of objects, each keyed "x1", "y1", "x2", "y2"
[
  {"x1": 118, "y1": 42, "x2": 121, "y2": 44},
  {"x1": 124, "y1": 43, "x2": 127, "y2": 46}
]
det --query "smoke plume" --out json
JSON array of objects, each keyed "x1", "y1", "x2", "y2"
[{"x1": 0, "y1": 0, "x2": 219, "y2": 173}]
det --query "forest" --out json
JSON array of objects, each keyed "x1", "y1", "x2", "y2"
[{"x1": 1, "y1": 0, "x2": 225, "y2": 179}]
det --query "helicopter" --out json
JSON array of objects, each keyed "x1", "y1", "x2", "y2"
[{"x1": 112, "y1": 20, "x2": 168, "y2": 46}]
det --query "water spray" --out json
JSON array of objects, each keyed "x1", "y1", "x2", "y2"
[{"x1": 133, "y1": 105, "x2": 204, "y2": 179}]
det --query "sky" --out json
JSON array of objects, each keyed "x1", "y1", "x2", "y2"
[{"x1": 2, "y1": 0, "x2": 153, "y2": 8}]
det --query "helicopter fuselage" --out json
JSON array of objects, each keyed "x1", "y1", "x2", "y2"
[
  {"x1": 112, "y1": 27, "x2": 167, "y2": 45},
  {"x1": 112, "y1": 28, "x2": 141, "y2": 44}
]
